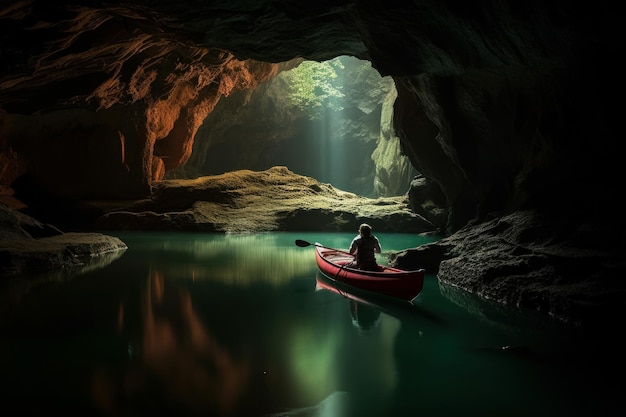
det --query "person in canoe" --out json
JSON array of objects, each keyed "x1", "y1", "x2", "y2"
[{"x1": 349, "y1": 223, "x2": 382, "y2": 271}]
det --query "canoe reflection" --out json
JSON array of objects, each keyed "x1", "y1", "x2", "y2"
[
  {"x1": 349, "y1": 300, "x2": 381, "y2": 331},
  {"x1": 315, "y1": 272, "x2": 444, "y2": 327}
]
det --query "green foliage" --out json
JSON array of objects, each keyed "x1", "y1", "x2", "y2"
[{"x1": 283, "y1": 60, "x2": 345, "y2": 119}]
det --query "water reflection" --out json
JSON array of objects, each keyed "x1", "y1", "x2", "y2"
[
  {"x1": 0, "y1": 249, "x2": 126, "y2": 326},
  {"x1": 314, "y1": 272, "x2": 442, "y2": 327},
  {"x1": 89, "y1": 253, "x2": 422, "y2": 417},
  {"x1": 1, "y1": 232, "x2": 440, "y2": 417},
  {"x1": 130, "y1": 233, "x2": 315, "y2": 286},
  {"x1": 86, "y1": 257, "x2": 366, "y2": 416},
  {"x1": 92, "y1": 267, "x2": 255, "y2": 415},
  {"x1": 7, "y1": 232, "x2": 611, "y2": 416},
  {"x1": 266, "y1": 391, "x2": 352, "y2": 417},
  {"x1": 349, "y1": 301, "x2": 381, "y2": 332}
]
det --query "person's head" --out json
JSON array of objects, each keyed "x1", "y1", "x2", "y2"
[{"x1": 359, "y1": 223, "x2": 372, "y2": 237}]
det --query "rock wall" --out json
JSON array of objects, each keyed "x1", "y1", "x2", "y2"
[
  {"x1": 0, "y1": 0, "x2": 622, "y2": 234},
  {"x1": 1, "y1": 2, "x2": 281, "y2": 200}
]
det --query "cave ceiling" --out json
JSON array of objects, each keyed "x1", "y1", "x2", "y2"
[{"x1": 0, "y1": 0, "x2": 622, "y2": 233}]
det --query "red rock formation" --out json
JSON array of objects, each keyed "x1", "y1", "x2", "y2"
[{"x1": 0, "y1": 4, "x2": 281, "y2": 199}]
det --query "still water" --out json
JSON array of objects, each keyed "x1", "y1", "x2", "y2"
[{"x1": 0, "y1": 232, "x2": 620, "y2": 417}]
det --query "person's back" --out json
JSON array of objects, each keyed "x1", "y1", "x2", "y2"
[{"x1": 349, "y1": 223, "x2": 382, "y2": 271}]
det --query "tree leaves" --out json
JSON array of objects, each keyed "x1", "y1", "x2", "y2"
[{"x1": 282, "y1": 60, "x2": 344, "y2": 119}]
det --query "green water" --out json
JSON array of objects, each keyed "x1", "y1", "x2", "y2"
[{"x1": 0, "y1": 232, "x2": 620, "y2": 416}]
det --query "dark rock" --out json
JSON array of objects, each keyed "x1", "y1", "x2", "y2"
[
  {"x1": 0, "y1": 204, "x2": 127, "y2": 276},
  {"x1": 389, "y1": 210, "x2": 626, "y2": 327}
]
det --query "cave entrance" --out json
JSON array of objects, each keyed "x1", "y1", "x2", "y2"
[{"x1": 173, "y1": 56, "x2": 415, "y2": 198}]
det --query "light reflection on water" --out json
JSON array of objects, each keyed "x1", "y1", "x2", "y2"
[
  {"x1": 0, "y1": 232, "x2": 619, "y2": 417},
  {"x1": 149, "y1": 233, "x2": 316, "y2": 285},
  {"x1": 121, "y1": 232, "x2": 438, "y2": 286}
]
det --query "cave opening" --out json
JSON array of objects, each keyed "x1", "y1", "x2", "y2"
[{"x1": 168, "y1": 56, "x2": 416, "y2": 198}]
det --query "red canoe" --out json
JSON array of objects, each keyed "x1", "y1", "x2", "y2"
[{"x1": 314, "y1": 243, "x2": 425, "y2": 302}]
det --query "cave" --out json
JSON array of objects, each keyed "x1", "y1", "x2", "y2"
[
  {"x1": 167, "y1": 56, "x2": 415, "y2": 198},
  {"x1": 1, "y1": 0, "x2": 624, "y2": 326}
]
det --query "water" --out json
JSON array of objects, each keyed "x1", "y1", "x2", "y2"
[{"x1": 0, "y1": 232, "x2": 620, "y2": 417}]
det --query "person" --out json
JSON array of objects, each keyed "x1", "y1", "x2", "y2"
[{"x1": 349, "y1": 223, "x2": 382, "y2": 271}]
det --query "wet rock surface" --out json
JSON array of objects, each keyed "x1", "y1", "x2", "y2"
[
  {"x1": 389, "y1": 210, "x2": 626, "y2": 327},
  {"x1": 0, "y1": 209, "x2": 127, "y2": 277}
]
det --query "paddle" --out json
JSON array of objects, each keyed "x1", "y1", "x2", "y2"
[
  {"x1": 296, "y1": 239, "x2": 355, "y2": 281},
  {"x1": 294, "y1": 239, "x2": 354, "y2": 257}
]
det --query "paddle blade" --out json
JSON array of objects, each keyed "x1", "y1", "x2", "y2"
[{"x1": 295, "y1": 239, "x2": 312, "y2": 247}]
